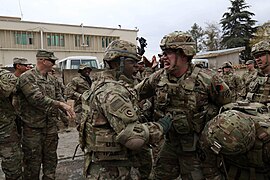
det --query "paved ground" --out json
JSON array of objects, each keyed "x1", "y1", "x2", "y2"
[{"x1": 0, "y1": 127, "x2": 85, "y2": 180}]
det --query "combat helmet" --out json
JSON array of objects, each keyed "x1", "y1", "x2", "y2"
[
  {"x1": 78, "y1": 64, "x2": 92, "y2": 73},
  {"x1": 160, "y1": 31, "x2": 196, "y2": 56},
  {"x1": 202, "y1": 110, "x2": 256, "y2": 155},
  {"x1": 103, "y1": 40, "x2": 141, "y2": 62},
  {"x1": 251, "y1": 40, "x2": 270, "y2": 56},
  {"x1": 221, "y1": 61, "x2": 233, "y2": 69}
]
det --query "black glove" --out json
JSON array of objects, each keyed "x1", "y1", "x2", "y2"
[{"x1": 157, "y1": 115, "x2": 172, "y2": 134}]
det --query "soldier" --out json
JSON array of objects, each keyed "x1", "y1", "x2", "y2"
[
  {"x1": 217, "y1": 68, "x2": 223, "y2": 76},
  {"x1": 199, "y1": 102, "x2": 270, "y2": 179},
  {"x1": 221, "y1": 61, "x2": 245, "y2": 102},
  {"x1": 246, "y1": 40, "x2": 270, "y2": 104},
  {"x1": 13, "y1": 57, "x2": 32, "y2": 77},
  {"x1": 242, "y1": 60, "x2": 257, "y2": 90},
  {"x1": 79, "y1": 40, "x2": 171, "y2": 179},
  {"x1": 0, "y1": 69, "x2": 23, "y2": 180},
  {"x1": 135, "y1": 31, "x2": 231, "y2": 180},
  {"x1": 12, "y1": 57, "x2": 32, "y2": 135},
  {"x1": 17, "y1": 49, "x2": 75, "y2": 179},
  {"x1": 65, "y1": 64, "x2": 92, "y2": 128}
]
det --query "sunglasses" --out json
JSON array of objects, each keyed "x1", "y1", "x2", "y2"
[
  {"x1": 44, "y1": 59, "x2": 56, "y2": 64},
  {"x1": 19, "y1": 64, "x2": 31, "y2": 67}
]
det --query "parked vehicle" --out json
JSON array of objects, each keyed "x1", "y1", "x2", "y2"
[
  {"x1": 56, "y1": 56, "x2": 100, "y2": 71},
  {"x1": 192, "y1": 58, "x2": 209, "y2": 68}
]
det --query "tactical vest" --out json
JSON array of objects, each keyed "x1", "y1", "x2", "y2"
[
  {"x1": 154, "y1": 67, "x2": 211, "y2": 152},
  {"x1": 247, "y1": 75, "x2": 270, "y2": 104},
  {"x1": 80, "y1": 79, "x2": 138, "y2": 165}
]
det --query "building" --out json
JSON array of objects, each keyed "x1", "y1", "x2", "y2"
[
  {"x1": 194, "y1": 47, "x2": 245, "y2": 69},
  {"x1": 0, "y1": 16, "x2": 138, "y2": 66}
]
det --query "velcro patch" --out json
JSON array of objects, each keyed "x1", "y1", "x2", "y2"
[{"x1": 111, "y1": 98, "x2": 125, "y2": 112}]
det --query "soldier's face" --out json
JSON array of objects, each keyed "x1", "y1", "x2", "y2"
[
  {"x1": 246, "y1": 63, "x2": 254, "y2": 70},
  {"x1": 162, "y1": 50, "x2": 187, "y2": 72},
  {"x1": 254, "y1": 53, "x2": 268, "y2": 69},
  {"x1": 43, "y1": 59, "x2": 55, "y2": 72},
  {"x1": 162, "y1": 49, "x2": 177, "y2": 70},
  {"x1": 123, "y1": 58, "x2": 139, "y2": 79}
]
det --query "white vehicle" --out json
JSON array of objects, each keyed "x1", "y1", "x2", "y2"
[
  {"x1": 192, "y1": 58, "x2": 209, "y2": 68},
  {"x1": 56, "y1": 56, "x2": 100, "y2": 71}
]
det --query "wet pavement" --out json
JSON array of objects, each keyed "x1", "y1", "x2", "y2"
[{"x1": 0, "y1": 127, "x2": 85, "y2": 180}]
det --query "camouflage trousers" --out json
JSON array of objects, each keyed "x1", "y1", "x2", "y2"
[
  {"x1": 129, "y1": 146, "x2": 152, "y2": 179},
  {"x1": 86, "y1": 163, "x2": 132, "y2": 180},
  {"x1": 22, "y1": 124, "x2": 58, "y2": 180},
  {"x1": 154, "y1": 140, "x2": 204, "y2": 180},
  {"x1": 0, "y1": 125, "x2": 23, "y2": 180}
]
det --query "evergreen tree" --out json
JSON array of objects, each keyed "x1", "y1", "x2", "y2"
[{"x1": 220, "y1": 0, "x2": 257, "y2": 60}]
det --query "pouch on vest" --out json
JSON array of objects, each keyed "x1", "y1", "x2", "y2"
[
  {"x1": 156, "y1": 82, "x2": 169, "y2": 107},
  {"x1": 179, "y1": 133, "x2": 199, "y2": 151},
  {"x1": 172, "y1": 113, "x2": 192, "y2": 135}
]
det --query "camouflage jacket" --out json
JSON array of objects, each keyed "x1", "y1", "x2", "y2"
[
  {"x1": 0, "y1": 69, "x2": 17, "y2": 138},
  {"x1": 65, "y1": 75, "x2": 92, "y2": 113},
  {"x1": 247, "y1": 70, "x2": 270, "y2": 104},
  {"x1": 79, "y1": 70, "x2": 163, "y2": 162},
  {"x1": 221, "y1": 71, "x2": 245, "y2": 102},
  {"x1": 17, "y1": 67, "x2": 65, "y2": 128},
  {"x1": 242, "y1": 69, "x2": 258, "y2": 86},
  {"x1": 135, "y1": 65, "x2": 231, "y2": 149}
]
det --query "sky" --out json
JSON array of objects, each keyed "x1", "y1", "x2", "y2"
[{"x1": 0, "y1": 0, "x2": 269, "y2": 58}]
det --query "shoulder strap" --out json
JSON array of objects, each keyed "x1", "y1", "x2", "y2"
[{"x1": 183, "y1": 66, "x2": 201, "y2": 91}]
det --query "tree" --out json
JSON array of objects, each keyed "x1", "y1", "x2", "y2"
[
  {"x1": 220, "y1": 0, "x2": 257, "y2": 60},
  {"x1": 250, "y1": 21, "x2": 270, "y2": 46},
  {"x1": 187, "y1": 23, "x2": 204, "y2": 52},
  {"x1": 202, "y1": 22, "x2": 222, "y2": 51}
]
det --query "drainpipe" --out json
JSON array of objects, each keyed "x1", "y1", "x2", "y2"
[{"x1": 40, "y1": 28, "x2": 44, "y2": 49}]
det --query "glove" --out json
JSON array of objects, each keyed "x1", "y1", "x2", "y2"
[{"x1": 157, "y1": 115, "x2": 172, "y2": 134}]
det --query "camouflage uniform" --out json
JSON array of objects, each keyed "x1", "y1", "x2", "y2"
[
  {"x1": 246, "y1": 40, "x2": 270, "y2": 104},
  {"x1": 221, "y1": 62, "x2": 245, "y2": 102},
  {"x1": 17, "y1": 50, "x2": 65, "y2": 179},
  {"x1": 242, "y1": 60, "x2": 257, "y2": 87},
  {"x1": 0, "y1": 69, "x2": 23, "y2": 180},
  {"x1": 135, "y1": 31, "x2": 231, "y2": 180},
  {"x1": 79, "y1": 40, "x2": 169, "y2": 180},
  {"x1": 65, "y1": 64, "x2": 92, "y2": 126},
  {"x1": 199, "y1": 102, "x2": 270, "y2": 180}
]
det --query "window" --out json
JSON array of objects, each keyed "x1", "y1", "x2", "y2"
[
  {"x1": 70, "y1": 59, "x2": 80, "y2": 69},
  {"x1": 75, "y1": 35, "x2": 80, "y2": 47},
  {"x1": 81, "y1": 59, "x2": 98, "y2": 69},
  {"x1": 85, "y1": 36, "x2": 90, "y2": 47},
  {"x1": 47, "y1": 33, "x2": 65, "y2": 46},
  {"x1": 15, "y1": 31, "x2": 34, "y2": 45}
]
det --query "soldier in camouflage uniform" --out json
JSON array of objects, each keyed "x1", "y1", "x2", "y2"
[
  {"x1": 242, "y1": 60, "x2": 258, "y2": 94},
  {"x1": 246, "y1": 40, "x2": 270, "y2": 104},
  {"x1": 135, "y1": 31, "x2": 231, "y2": 180},
  {"x1": 221, "y1": 61, "x2": 245, "y2": 102},
  {"x1": 199, "y1": 102, "x2": 270, "y2": 180},
  {"x1": 0, "y1": 69, "x2": 23, "y2": 180},
  {"x1": 65, "y1": 64, "x2": 92, "y2": 127},
  {"x1": 79, "y1": 40, "x2": 171, "y2": 179},
  {"x1": 17, "y1": 50, "x2": 75, "y2": 179}
]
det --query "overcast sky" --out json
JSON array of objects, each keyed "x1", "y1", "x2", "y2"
[{"x1": 1, "y1": 0, "x2": 269, "y2": 58}]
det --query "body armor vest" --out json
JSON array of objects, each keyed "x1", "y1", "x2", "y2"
[
  {"x1": 81, "y1": 79, "x2": 139, "y2": 164},
  {"x1": 155, "y1": 67, "x2": 209, "y2": 135},
  {"x1": 247, "y1": 75, "x2": 270, "y2": 104}
]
